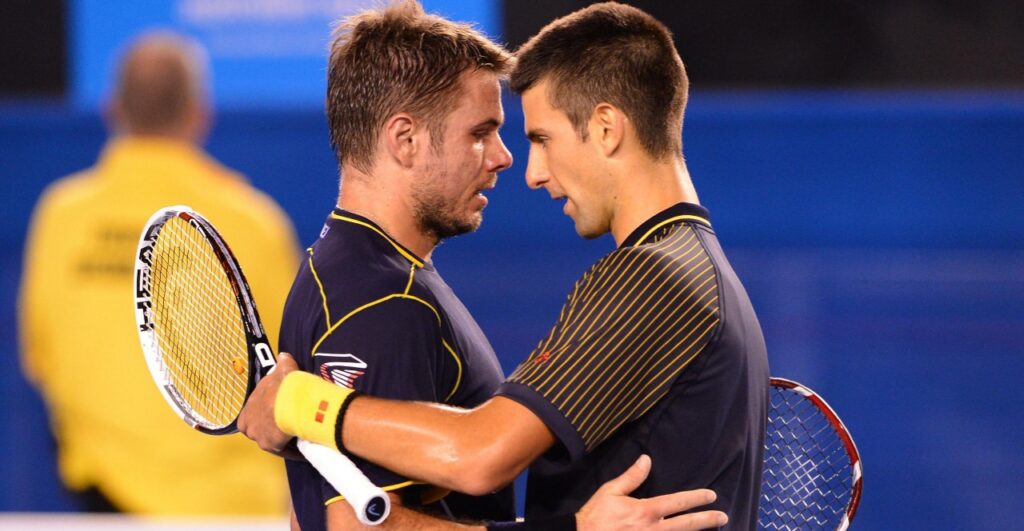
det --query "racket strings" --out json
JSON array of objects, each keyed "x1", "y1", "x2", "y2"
[
  {"x1": 759, "y1": 387, "x2": 854, "y2": 530},
  {"x1": 149, "y1": 217, "x2": 249, "y2": 429}
]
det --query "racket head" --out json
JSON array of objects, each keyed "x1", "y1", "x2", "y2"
[
  {"x1": 134, "y1": 205, "x2": 277, "y2": 435},
  {"x1": 760, "y1": 377, "x2": 863, "y2": 531}
]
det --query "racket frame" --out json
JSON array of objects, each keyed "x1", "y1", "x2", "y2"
[
  {"x1": 134, "y1": 205, "x2": 391, "y2": 525},
  {"x1": 766, "y1": 377, "x2": 863, "y2": 530},
  {"x1": 135, "y1": 205, "x2": 275, "y2": 434}
]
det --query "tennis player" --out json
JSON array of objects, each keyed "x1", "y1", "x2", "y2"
[
  {"x1": 273, "y1": 4, "x2": 518, "y2": 528},
  {"x1": 242, "y1": 2, "x2": 758, "y2": 529}
]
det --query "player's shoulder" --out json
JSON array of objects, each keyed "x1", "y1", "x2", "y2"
[
  {"x1": 305, "y1": 238, "x2": 430, "y2": 312},
  {"x1": 590, "y1": 224, "x2": 716, "y2": 288}
]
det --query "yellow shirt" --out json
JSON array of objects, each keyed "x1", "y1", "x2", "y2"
[{"x1": 19, "y1": 137, "x2": 300, "y2": 515}]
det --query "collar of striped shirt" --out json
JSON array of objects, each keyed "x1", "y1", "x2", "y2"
[{"x1": 619, "y1": 202, "x2": 712, "y2": 248}]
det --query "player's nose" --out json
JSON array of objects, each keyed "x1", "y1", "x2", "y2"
[
  {"x1": 525, "y1": 148, "x2": 549, "y2": 190},
  {"x1": 486, "y1": 133, "x2": 513, "y2": 173}
]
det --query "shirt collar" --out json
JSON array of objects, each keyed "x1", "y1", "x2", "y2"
[
  {"x1": 327, "y1": 208, "x2": 427, "y2": 268},
  {"x1": 619, "y1": 202, "x2": 712, "y2": 248}
]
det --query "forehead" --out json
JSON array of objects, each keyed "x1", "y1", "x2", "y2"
[
  {"x1": 446, "y1": 69, "x2": 503, "y2": 124},
  {"x1": 521, "y1": 80, "x2": 570, "y2": 131}
]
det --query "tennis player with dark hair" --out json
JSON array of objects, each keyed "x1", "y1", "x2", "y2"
[{"x1": 242, "y1": 1, "x2": 758, "y2": 529}]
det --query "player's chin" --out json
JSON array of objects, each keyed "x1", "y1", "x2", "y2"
[
  {"x1": 573, "y1": 218, "x2": 606, "y2": 240},
  {"x1": 465, "y1": 211, "x2": 484, "y2": 232},
  {"x1": 442, "y1": 212, "x2": 482, "y2": 238},
  {"x1": 466, "y1": 199, "x2": 486, "y2": 223}
]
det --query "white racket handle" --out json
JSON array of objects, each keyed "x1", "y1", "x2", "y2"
[{"x1": 297, "y1": 439, "x2": 391, "y2": 525}]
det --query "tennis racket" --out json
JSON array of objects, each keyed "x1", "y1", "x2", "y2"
[
  {"x1": 133, "y1": 205, "x2": 390, "y2": 525},
  {"x1": 759, "y1": 377, "x2": 863, "y2": 531}
]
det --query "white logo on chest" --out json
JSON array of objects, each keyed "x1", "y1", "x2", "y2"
[{"x1": 313, "y1": 352, "x2": 367, "y2": 389}]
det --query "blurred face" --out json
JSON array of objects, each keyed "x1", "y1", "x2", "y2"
[
  {"x1": 411, "y1": 70, "x2": 513, "y2": 240},
  {"x1": 521, "y1": 80, "x2": 612, "y2": 239}
]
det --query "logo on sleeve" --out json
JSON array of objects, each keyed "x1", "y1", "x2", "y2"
[{"x1": 313, "y1": 352, "x2": 367, "y2": 389}]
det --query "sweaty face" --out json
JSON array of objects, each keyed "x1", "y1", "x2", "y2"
[
  {"x1": 411, "y1": 70, "x2": 512, "y2": 241},
  {"x1": 521, "y1": 80, "x2": 612, "y2": 239}
]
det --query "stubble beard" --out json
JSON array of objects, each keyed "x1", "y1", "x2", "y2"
[{"x1": 411, "y1": 170, "x2": 481, "y2": 243}]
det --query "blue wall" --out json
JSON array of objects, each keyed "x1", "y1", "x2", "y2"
[{"x1": 2, "y1": 91, "x2": 1023, "y2": 529}]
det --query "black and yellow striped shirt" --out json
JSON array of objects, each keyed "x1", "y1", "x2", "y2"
[{"x1": 499, "y1": 202, "x2": 769, "y2": 530}]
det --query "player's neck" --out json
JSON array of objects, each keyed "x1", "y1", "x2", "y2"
[
  {"x1": 609, "y1": 157, "x2": 699, "y2": 246},
  {"x1": 337, "y1": 169, "x2": 437, "y2": 261}
]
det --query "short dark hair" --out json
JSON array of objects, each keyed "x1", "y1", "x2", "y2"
[
  {"x1": 510, "y1": 2, "x2": 688, "y2": 159},
  {"x1": 327, "y1": 0, "x2": 513, "y2": 173}
]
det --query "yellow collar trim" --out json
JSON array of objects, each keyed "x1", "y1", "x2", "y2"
[
  {"x1": 634, "y1": 215, "x2": 711, "y2": 246},
  {"x1": 330, "y1": 213, "x2": 424, "y2": 268}
]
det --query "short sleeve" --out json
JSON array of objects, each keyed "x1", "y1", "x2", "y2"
[{"x1": 498, "y1": 243, "x2": 722, "y2": 460}]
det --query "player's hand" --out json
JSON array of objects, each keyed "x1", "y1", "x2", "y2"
[
  {"x1": 238, "y1": 351, "x2": 299, "y2": 454},
  {"x1": 575, "y1": 455, "x2": 728, "y2": 531}
]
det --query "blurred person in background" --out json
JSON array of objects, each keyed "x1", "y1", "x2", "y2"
[{"x1": 18, "y1": 31, "x2": 300, "y2": 515}]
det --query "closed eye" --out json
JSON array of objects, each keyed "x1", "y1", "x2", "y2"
[{"x1": 471, "y1": 118, "x2": 502, "y2": 140}]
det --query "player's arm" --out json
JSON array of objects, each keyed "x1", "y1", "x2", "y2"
[
  {"x1": 337, "y1": 398, "x2": 728, "y2": 531},
  {"x1": 345, "y1": 394, "x2": 553, "y2": 495},
  {"x1": 324, "y1": 455, "x2": 726, "y2": 531},
  {"x1": 241, "y1": 352, "x2": 552, "y2": 495},
  {"x1": 242, "y1": 384, "x2": 727, "y2": 531}
]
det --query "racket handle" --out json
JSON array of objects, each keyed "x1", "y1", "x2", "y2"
[{"x1": 297, "y1": 439, "x2": 391, "y2": 525}]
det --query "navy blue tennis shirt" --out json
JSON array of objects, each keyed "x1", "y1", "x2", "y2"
[
  {"x1": 280, "y1": 209, "x2": 514, "y2": 531},
  {"x1": 499, "y1": 202, "x2": 769, "y2": 530},
  {"x1": 282, "y1": 203, "x2": 767, "y2": 530}
]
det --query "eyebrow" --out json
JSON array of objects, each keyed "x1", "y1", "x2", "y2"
[{"x1": 471, "y1": 118, "x2": 502, "y2": 131}]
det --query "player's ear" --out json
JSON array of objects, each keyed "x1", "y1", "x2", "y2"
[
  {"x1": 382, "y1": 113, "x2": 418, "y2": 168},
  {"x1": 590, "y1": 102, "x2": 624, "y2": 157}
]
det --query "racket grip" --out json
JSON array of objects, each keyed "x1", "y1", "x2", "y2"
[{"x1": 296, "y1": 439, "x2": 391, "y2": 525}]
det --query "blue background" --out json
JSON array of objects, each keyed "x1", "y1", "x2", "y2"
[{"x1": 2, "y1": 1, "x2": 1024, "y2": 529}]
